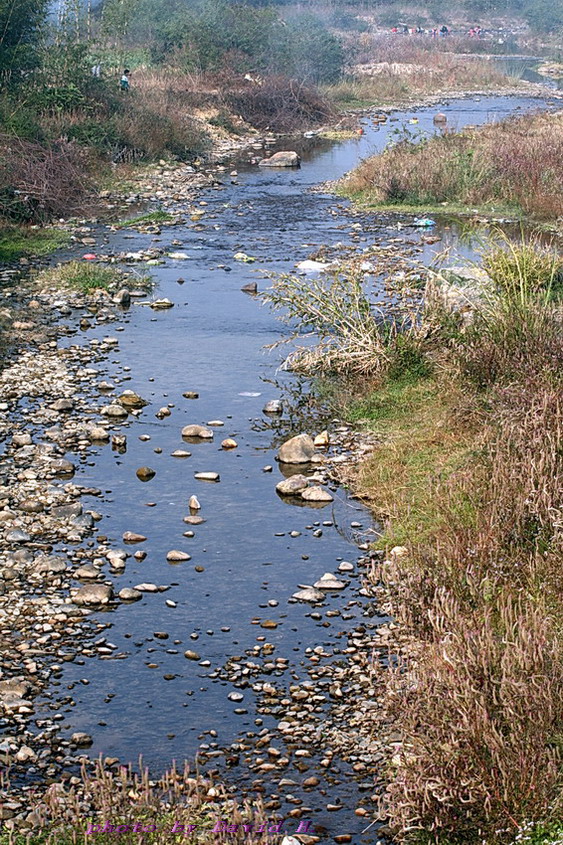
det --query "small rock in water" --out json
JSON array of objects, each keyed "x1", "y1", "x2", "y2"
[
  {"x1": 73, "y1": 584, "x2": 113, "y2": 606},
  {"x1": 314, "y1": 430, "x2": 330, "y2": 447},
  {"x1": 301, "y1": 486, "x2": 333, "y2": 504},
  {"x1": 263, "y1": 399, "x2": 283, "y2": 414},
  {"x1": 123, "y1": 531, "x2": 147, "y2": 543},
  {"x1": 292, "y1": 587, "x2": 325, "y2": 603},
  {"x1": 71, "y1": 732, "x2": 93, "y2": 747},
  {"x1": 118, "y1": 390, "x2": 148, "y2": 409},
  {"x1": 276, "y1": 475, "x2": 309, "y2": 496},
  {"x1": 188, "y1": 495, "x2": 201, "y2": 510},
  {"x1": 241, "y1": 282, "x2": 258, "y2": 294},
  {"x1": 150, "y1": 298, "x2": 174, "y2": 309},
  {"x1": 166, "y1": 550, "x2": 191, "y2": 562},
  {"x1": 194, "y1": 472, "x2": 220, "y2": 482},
  {"x1": 88, "y1": 426, "x2": 110, "y2": 442},
  {"x1": 119, "y1": 588, "x2": 142, "y2": 602},
  {"x1": 184, "y1": 650, "x2": 200, "y2": 661},
  {"x1": 182, "y1": 424, "x2": 213, "y2": 439},
  {"x1": 313, "y1": 573, "x2": 346, "y2": 590},
  {"x1": 171, "y1": 449, "x2": 191, "y2": 458},
  {"x1": 258, "y1": 151, "x2": 300, "y2": 168},
  {"x1": 114, "y1": 288, "x2": 131, "y2": 307},
  {"x1": 228, "y1": 692, "x2": 244, "y2": 702},
  {"x1": 221, "y1": 438, "x2": 237, "y2": 449},
  {"x1": 136, "y1": 466, "x2": 156, "y2": 482}
]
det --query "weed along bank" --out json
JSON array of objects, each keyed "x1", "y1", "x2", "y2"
[{"x1": 85, "y1": 819, "x2": 313, "y2": 836}]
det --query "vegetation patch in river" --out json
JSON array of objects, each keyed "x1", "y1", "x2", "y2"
[
  {"x1": 339, "y1": 111, "x2": 563, "y2": 223},
  {"x1": 0, "y1": 227, "x2": 70, "y2": 263}
]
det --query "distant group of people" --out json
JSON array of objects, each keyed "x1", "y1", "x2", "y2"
[
  {"x1": 391, "y1": 24, "x2": 450, "y2": 36},
  {"x1": 391, "y1": 23, "x2": 485, "y2": 37},
  {"x1": 90, "y1": 63, "x2": 131, "y2": 91}
]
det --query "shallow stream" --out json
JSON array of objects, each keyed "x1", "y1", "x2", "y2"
[{"x1": 31, "y1": 92, "x2": 555, "y2": 841}]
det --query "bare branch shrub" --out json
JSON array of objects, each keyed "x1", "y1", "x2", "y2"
[{"x1": 0, "y1": 133, "x2": 90, "y2": 223}]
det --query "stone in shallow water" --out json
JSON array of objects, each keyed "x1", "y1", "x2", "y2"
[
  {"x1": 88, "y1": 426, "x2": 110, "y2": 442},
  {"x1": 71, "y1": 732, "x2": 93, "y2": 747},
  {"x1": 73, "y1": 583, "x2": 113, "y2": 606},
  {"x1": 49, "y1": 458, "x2": 75, "y2": 476},
  {"x1": 50, "y1": 398, "x2": 74, "y2": 412},
  {"x1": 74, "y1": 564, "x2": 100, "y2": 580},
  {"x1": 118, "y1": 390, "x2": 148, "y2": 409},
  {"x1": 102, "y1": 404, "x2": 128, "y2": 419},
  {"x1": 182, "y1": 424, "x2": 213, "y2": 439},
  {"x1": 119, "y1": 588, "x2": 142, "y2": 602},
  {"x1": 276, "y1": 475, "x2": 309, "y2": 496},
  {"x1": 263, "y1": 399, "x2": 283, "y2": 414},
  {"x1": 301, "y1": 486, "x2": 333, "y2": 504},
  {"x1": 166, "y1": 550, "x2": 191, "y2": 562},
  {"x1": 33, "y1": 555, "x2": 67, "y2": 575},
  {"x1": 292, "y1": 587, "x2": 325, "y2": 603},
  {"x1": 136, "y1": 466, "x2": 156, "y2": 482},
  {"x1": 277, "y1": 433, "x2": 314, "y2": 464},
  {"x1": 194, "y1": 472, "x2": 220, "y2": 482},
  {"x1": 7, "y1": 529, "x2": 31, "y2": 543},
  {"x1": 258, "y1": 151, "x2": 300, "y2": 168},
  {"x1": 313, "y1": 573, "x2": 346, "y2": 590},
  {"x1": 184, "y1": 515, "x2": 205, "y2": 525},
  {"x1": 150, "y1": 298, "x2": 174, "y2": 309},
  {"x1": 123, "y1": 531, "x2": 147, "y2": 543}
]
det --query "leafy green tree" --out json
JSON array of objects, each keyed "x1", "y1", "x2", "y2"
[{"x1": 0, "y1": 0, "x2": 49, "y2": 79}]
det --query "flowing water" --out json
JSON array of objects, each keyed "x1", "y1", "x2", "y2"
[{"x1": 37, "y1": 93, "x2": 554, "y2": 841}]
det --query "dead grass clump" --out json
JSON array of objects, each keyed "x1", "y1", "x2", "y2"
[
  {"x1": 327, "y1": 38, "x2": 510, "y2": 108},
  {"x1": 262, "y1": 269, "x2": 427, "y2": 378},
  {"x1": 16, "y1": 758, "x2": 275, "y2": 844}
]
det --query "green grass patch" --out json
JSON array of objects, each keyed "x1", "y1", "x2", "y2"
[
  {"x1": 37, "y1": 261, "x2": 125, "y2": 293},
  {"x1": 349, "y1": 374, "x2": 476, "y2": 548},
  {"x1": 0, "y1": 227, "x2": 70, "y2": 263},
  {"x1": 115, "y1": 211, "x2": 176, "y2": 229},
  {"x1": 512, "y1": 822, "x2": 563, "y2": 845},
  {"x1": 336, "y1": 188, "x2": 523, "y2": 222}
]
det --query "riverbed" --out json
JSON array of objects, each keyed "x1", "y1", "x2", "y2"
[{"x1": 1, "y1": 92, "x2": 556, "y2": 841}]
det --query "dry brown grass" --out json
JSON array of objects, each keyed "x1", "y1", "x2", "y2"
[
  {"x1": 354, "y1": 248, "x2": 563, "y2": 842},
  {"x1": 327, "y1": 37, "x2": 511, "y2": 107},
  {"x1": 7, "y1": 758, "x2": 274, "y2": 844},
  {"x1": 341, "y1": 111, "x2": 563, "y2": 220}
]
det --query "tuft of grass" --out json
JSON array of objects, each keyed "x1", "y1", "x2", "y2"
[
  {"x1": 0, "y1": 758, "x2": 274, "y2": 845},
  {"x1": 37, "y1": 260, "x2": 126, "y2": 292},
  {"x1": 482, "y1": 237, "x2": 563, "y2": 301},
  {"x1": 114, "y1": 210, "x2": 176, "y2": 229},
  {"x1": 0, "y1": 227, "x2": 70, "y2": 263},
  {"x1": 262, "y1": 268, "x2": 428, "y2": 379}
]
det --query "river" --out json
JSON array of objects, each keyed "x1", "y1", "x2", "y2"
[{"x1": 29, "y1": 92, "x2": 555, "y2": 842}]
